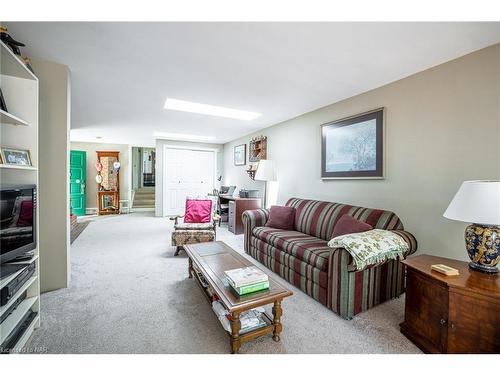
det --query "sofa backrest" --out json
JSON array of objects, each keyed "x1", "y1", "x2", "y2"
[{"x1": 285, "y1": 197, "x2": 404, "y2": 241}]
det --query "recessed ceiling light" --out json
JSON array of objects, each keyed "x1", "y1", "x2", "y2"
[
  {"x1": 164, "y1": 98, "x2": 261, "y2": 121},
  {"x1": 153, "y1": 131, "x2": 216, "y2": 141}
]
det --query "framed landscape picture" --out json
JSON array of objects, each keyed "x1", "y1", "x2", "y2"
[
  {"x1": 321, "y1": 108, "x2": 384, "y2": 179},
  {"x1": 234, "y1": 144, "x2": 246, "y2": 166}
]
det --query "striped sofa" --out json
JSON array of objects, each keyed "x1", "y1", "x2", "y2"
[{"x1": 242, "y1": 198, "x2": 417, "y2": 319}]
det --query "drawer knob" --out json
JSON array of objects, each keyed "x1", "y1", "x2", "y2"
[{"x1": 439, "y1": 318, "x2": 447, "y2": 326}]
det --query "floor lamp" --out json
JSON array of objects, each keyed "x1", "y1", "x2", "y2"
[{"x1": 254, "y1": 160, "x2": 275, "y2": 208}]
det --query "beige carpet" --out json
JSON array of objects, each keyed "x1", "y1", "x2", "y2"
[{"x1": 26, "y1": 212, "x2": 421, "y2": 354}]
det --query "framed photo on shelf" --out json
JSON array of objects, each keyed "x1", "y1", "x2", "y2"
[
  {"x1": 321, "y1": 108, "x2": 384, "y2": 179},
  {"x1": 0, "y1": 147, "x2": 33, "y2": 166},
  {"x1": 234, "y1": 144, "x2": 246, "y2": 166}
]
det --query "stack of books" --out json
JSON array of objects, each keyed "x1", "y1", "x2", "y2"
[
  {"x1": 224, "y1": 266, "x2": 269, "y2": 295},
  {"x1": 212, "y1": 301, "x2": 267, "y2": 334}
]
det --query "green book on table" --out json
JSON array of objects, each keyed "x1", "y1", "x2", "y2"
[{"x1": 230, "y1": 280, "x2": 270, "y2": 295}]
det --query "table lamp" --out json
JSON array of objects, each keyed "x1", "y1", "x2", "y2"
[
  {"x1": 443, "y1": 180, "x2": 500, "y2": 273},
  {"x1": 254, "y1": 160, "x2": 276, "y2": 209}
]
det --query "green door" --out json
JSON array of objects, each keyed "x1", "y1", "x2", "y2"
[{"x1": 70, "y1": 150, "x2": 86, "y2": 216}]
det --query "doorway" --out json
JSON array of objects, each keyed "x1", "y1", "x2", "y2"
[
  {"x1": 163, "y1": 146, "x2": 216, "y2": 216},
  {"x1": 69, "y1": 150, "x2": 86, "y2": 216},
  {"x1": 132, "y1": 147, "x2": 156, "y2": 189},
  {"x1": 131, "y1": 147, "x2": 156, "y2": 210}
]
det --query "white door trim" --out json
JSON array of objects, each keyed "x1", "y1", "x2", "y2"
[{"x1": 162, "y1": 144, "x2": 218, "y2": 217}]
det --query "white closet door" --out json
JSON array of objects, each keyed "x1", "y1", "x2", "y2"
[{"x1": 164, "y1": 148, "x2": 215, "y2": 216}]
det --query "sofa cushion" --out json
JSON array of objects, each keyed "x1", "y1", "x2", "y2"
[
  {"x1": 251, "y1": 236, "x2": 329, "y2": 288},
  {"x1": 249, "y1": 241, "x2": 328, "y2": 305},
  {"x1": 285, "y1": 198, "x2": 404, "y2": 241},
  {"x1": 331, "y1": 214, "x2": 372, "y2": 238},
  {"x1": 252, "y1": 226, "x2": 331, "y2": 271},
  {"x1": 265, "y1": 205, "x2": 295, "y2": 230}
]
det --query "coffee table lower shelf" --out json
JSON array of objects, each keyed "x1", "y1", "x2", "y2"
[{"x1": 189, "y1": 258, "x2": 283, "y2": 353}]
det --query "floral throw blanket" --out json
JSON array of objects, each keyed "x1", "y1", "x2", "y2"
[{"x1": 327, "y1": 229, "x2": 409, "y2": 270}]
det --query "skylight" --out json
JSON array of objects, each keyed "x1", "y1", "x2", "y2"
[
  {"x1": 164, "y1": 98, "x2": 261, "y2": 121},
  {"x1": 153, "y1": 131, "x2": 216, "y2": 141}
]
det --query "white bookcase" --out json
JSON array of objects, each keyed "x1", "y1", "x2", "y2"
[{"x1": 0, "y1": 39, "x2": 40, "y2": 352}]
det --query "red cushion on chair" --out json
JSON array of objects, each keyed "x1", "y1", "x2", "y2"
[
  {"x1": 265, "y1": 205, "x2": 295, "y2": 230},
  {"x1": 331, "y1": 214, "x2": 372, "y2": 238},
  {"x1": 184, "y1": 199, "x2": 212, "y2": 223}
]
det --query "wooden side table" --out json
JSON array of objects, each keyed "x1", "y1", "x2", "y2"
[{"x1": 401, "y1": 254, "x2": 500, "y2": 353}]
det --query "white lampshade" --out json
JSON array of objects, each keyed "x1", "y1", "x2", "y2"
[
  {"x1": 443, "y1": 180, "x2": 500, "y2": 225},
  {"x1": 254, "y1": 160, "x2": 276, "y2": 181}
]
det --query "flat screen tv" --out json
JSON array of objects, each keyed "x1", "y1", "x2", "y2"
[{"x1": 0, "y1": 185, "x2": 37, "y2": 264}]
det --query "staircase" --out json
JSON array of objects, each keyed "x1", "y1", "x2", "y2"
[{"x1": 132, "y1": 187, "x2": 155, "y2": 209}]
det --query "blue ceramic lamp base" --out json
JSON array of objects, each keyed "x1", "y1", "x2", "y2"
[{"x1": 465, "y1": 224, "x2": 500, "y2": 274}]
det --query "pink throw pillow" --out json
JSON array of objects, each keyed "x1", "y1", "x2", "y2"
[
  {"x1": 184, "y1": 199, "x2": 212, "y2": 223},
  {"x1": 265, "y1": 206, "x2": 295, "y2": 230},
  {"x1": 331, "y1": 214, "x2": 372, "y2": 238}
]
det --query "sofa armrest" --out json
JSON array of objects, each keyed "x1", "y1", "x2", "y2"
[
  {"x1": 390, "y1": 229, "x2": 418, "y2": 256},
  {"x1": 242, "y1": 208, "x2": 270, "y2": 253}
]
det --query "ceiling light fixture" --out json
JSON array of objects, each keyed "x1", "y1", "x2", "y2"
[
  {"x1": 164, "y1": 98, "x2": 261, "y2": 121},
  {"x1": 153, "y1": 131, "x2": 216, "y2": 141}
]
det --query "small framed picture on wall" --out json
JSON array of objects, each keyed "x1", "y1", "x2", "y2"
[
  {"x1": 234, "y1": 144, "x2": 246, "y2": 166},
  {"x1": 321, "y1": 108, "x2": 384, "y2": 179}
]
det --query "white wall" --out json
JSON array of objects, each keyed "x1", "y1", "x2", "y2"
[
  {"x1": 70, "y1": 142, "x2": 132, "y2": 212},
  {"x1": 155, "y1": 139, "x2": 224, "y2": 216},
  {"x1": 32, "y1": 58, "x2": 71, "y2": 292},
  {"x1": 131, "y1": 147, "x2": 141, "y2": 190},
  {"x1": 223, "y1": 44, "x2": 500, "y2": 261}
]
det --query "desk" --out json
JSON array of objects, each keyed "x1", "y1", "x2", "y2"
[{"x1": 219, "y1": 195, "x2": 261, "y2": 234}]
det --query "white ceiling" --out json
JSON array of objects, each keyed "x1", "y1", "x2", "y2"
[{"x1": 6, "y1": 22, "x2": 500, "y2": 146}]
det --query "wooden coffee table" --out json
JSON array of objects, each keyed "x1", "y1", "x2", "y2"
[{"x1": 183, "y1": 241, "x2": 293, "y2": 353}]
